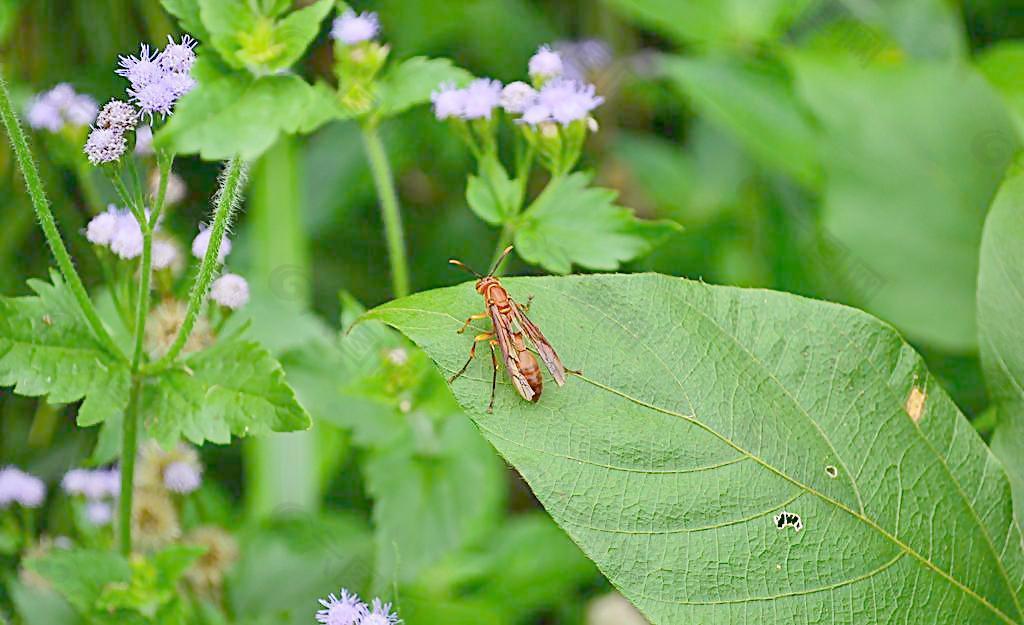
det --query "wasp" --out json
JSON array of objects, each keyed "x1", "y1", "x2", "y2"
[{"x1": 448, "y1": 246, "x2": 566, "y2": 412}]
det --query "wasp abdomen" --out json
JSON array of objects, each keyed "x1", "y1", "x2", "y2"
[{"x1": 518, "y1": 350, "x2": 543, "y2": 401}]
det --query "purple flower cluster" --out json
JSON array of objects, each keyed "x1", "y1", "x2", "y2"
[
  {"x1": 62, "y1": 467, "x2": 119, "y2": 526},
  {"x1": 330, "y1": 10, "x2": 380, "y2": 45},
  {"x1": 85, "y1": 205, "x2": 145, "y2": 259},
  {"x1": 0, "y1": 466, "x2": 46, "y2": 508},
  {"x1": 191, "y1": 225, "x2": 232, "y2": 264},
  {"x1": 431, "y1": 44, "x2": 603, "y2": 126},
  {"x1": 117, "y1": 35, "x2": 197, "y2": 122},
  {"x1": 26, "y1": 83, "x2": 98, "y2": 132},
  {"x1": 316, "y1": 590, "x2": 400, "y2": 625}
]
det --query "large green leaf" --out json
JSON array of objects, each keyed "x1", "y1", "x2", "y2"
[
  {"x1": 144, "y1": 339, "x2": 311, "y2": 446},
  {"x1": 156, "y1": 57, "x2": 322, "y2": 160},
  {"x1": 977, "y1": 41, "x2": 1024, "y2": 136},
  {"x1": 0, "y1": 272, "x2": 130, "y2": 428},
  {"x1": 978, "y1": 162, "x2": 1024, "y2": 522},
  {"x1": 160, "y1": 0, "x2": 209, "y2": 40},
  {"x1": 604, "y1": 0, "x2": 814, "y2": 47},
  {"x1": 365, "y1": 273, "x2": 1024, "y2": 625},
  {"x1": 836, "y1": 0, "x2": 965, "y2": 60},
  {"x1": 790, "y1": 54, "x2": 1020, "y2": 351},
  {"x1": 659, "y1": 54, "x2": 821, "y2": 187},
  {"x1": 515, "y1": 173, "x2": 681, "y2": 274},
  {"x1": 375, "y1": 56, "x2": 473, "y2": 119}
]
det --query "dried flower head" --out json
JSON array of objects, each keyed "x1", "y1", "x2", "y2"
[
  {"x1": 430, "y1": 82, "x2": 465, "y2": 120},
  {"x1": 84, "y1": 127, "x2": 127, "y2": 165},
  {"x1": 191, "y1": 226, "x2": 232, "y2": 263},
  {"x1": 461, "y1": 78, "x2": 502, "y2": 120},
  {"x1": 0, "y1": 466, "x2": 46, "y2": 508},
  {"x1": 158, "y1": 34, "x2": 198, "y2": 73},
  {"x1": 500, "y1": 81, "x2": 537, "y2": 114},
  {"x1": 131, "y1": 488, "x2": 180, "y2": 550},
  {"x1": 145, "y1": 299, "x2": 213, "y2": 357},
  {"x1": 210, "y1": 273, "x2": 250, "y2": 309},
  {"x1": 331, "y1": 10, "x2": 380, "y2": 45},
  {"x1": 363, "y1": 598, "x2": 401, "y2": 625},
  {"x1": 316, "y1": 589, "x2": 368, "y2": 625},
  {"x1": 96, "y1": 99, "x2": 137, "y2": 134},
  {"x1": 528, "y1": 45, "x2": 563, "y2": 81},
  {"x1": 184, "y1": 526, "x2": 239, "y2": 598}
]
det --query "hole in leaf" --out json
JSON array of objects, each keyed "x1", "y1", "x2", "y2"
[
  {"x1": 774, "y1": 511, "x2": 803, "y2": 532},
  {"x1": 825, "y1": 465, "x2": 838, "y2": 478},
  {"x1": 905, "y1": 386, "x2": 926, "y2": 423}
]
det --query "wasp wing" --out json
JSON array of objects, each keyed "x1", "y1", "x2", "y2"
[
  {"x1": 511, "y1": 301, "x2": 566, "y2": 386},
  {"x1": 489, "y1": 303, "x2": 536, "y2": 401}
]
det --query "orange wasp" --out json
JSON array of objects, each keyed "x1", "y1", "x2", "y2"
[{"x1": 448, "y1": 246, "x2": 566, "y2": 412}]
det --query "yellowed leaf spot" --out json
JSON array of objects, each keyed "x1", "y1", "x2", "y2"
[{"x1": 905, "y1": 386, "x2": 926, "y2": 423}]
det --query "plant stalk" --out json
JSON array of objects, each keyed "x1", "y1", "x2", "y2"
[
  {"x1": 361, "y1": 122, "x2": 410, "y2": 298},
  {"x1": 118, "y1": 377, "x2": 141, "y2": 555},
  {"x1": 0, "y1": 70, "x2": 123, "y2": 360}
]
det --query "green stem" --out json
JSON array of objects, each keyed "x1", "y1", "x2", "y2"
[
  {"x1": 144, "y1": 157, "x2": 246, "y2": 375},
  {"x1": 0, "y1": 70, "x2": 124, "y2": 360},
  {"x1": 361, "y1": 122, "x2": 410, "y2": 298},
  {"x1": 118, "y1": 377, "x2": 141, "y2": 555}
]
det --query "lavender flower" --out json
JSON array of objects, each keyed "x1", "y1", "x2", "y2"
[
  {"x1": 362, "y1": 599, "x2": 401, "y2": 625},
  {"x1": 431, "y1": 82, "x2": 465, "y2": 120},
  {"x1": 316, "y1": 590, "x2": 368, "y2": 625},
  {"x1": 500, "y1": 81, "x2": 537, "y2": 114},
  {"x1": 210, "y1": 274, "x2": 249, "y2": 309},
  {"x1": 519, "y1": 78, "x2": 603, "y2": 126},
  {"x1": 135, "y1": 125, "x2": 154, "y2": 155},
  {"x1": 160, "y1": 71, "x2": 196, "y2": 98},
  {"x1": 461, "y1": 78, "x2": 502, "y2": 120},
  {"x1": 555, "y1": 39, "x2": 612, "y2": 83},
  {"x1": 330, "y1": 10, "x2": 380, "y2": 45},
  {"x1": 86, "y1": 500, "x2": 113, "y2": 526},
  {"x1": 117, "y1": 44, "x2": 164, "y2": 89},
  {"x1": 163, "y1": 460, "x2": 202, "y2": 494},
  {"x1": 85, "y1": 206, "x2": 120, "y2": 246},
  {"x1": 109, "y1": 211, "x2": 144, "y2": 260},
  {"x1": 26, "y1": 96, "x2": 63, "y2": 132},
  {"x1": 528, "y1": 45, "x2": 563, "y2": 81},
  {"x1": 158, "y1": 34, "x2": 198, "y2": 73},
  {"x1": 62, "y1": 467, "x2": 120, "y2": 500},
  {"x1": 129, "y1": 82, "x2": 178, "y2": 121},
  {"x1": 27, "y1": 84, "x2": 98, "y2": 131},
  {"x1": 84, "y1": 127, "x2": 127, "y2": 165},
  {"x1": 96, "y1": 99, "x2": 137, "y2": 134},
  {"x1": 191, "y1": 226, "x2": 232, "y2": 263},
  {"x1": 64, "y1": 95, "x2": 99, "y2": 126},
  {"x1": 0, "y1": 466, "x2": 46, "y2": 508},
  {"x1": 151, "y1": 237, "x2": 181, "y2": 272}
]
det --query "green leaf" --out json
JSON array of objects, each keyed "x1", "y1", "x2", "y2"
[
  {"x1": 659, "y1": 54, "x2": 821, "y2": 187},
  {"x1": 789, "y1": 54, "x2": 1020, "y2": 351},
  {"x1": 465, "y1": 153, "x2": 519, "y2": 226},
  {"x1": 144, "y1": 339, "x2": 311, "y2": 446},
  {"x1": 27, "y1": 550, "x2": 131, "y2": 615},
  {"x1": 977, "y1": 41, "x2": 1024, "y2": 136},
  {"x1": 197, "y1": 0, "x2": 257, "y2": 69},
  {"x1": 160, "y1": 0, "x2": 209, "y2": 41},
  {"x1": 0, "y1": 272, "x2": 130, "y2": 428},
  {"x1": 8, "y1": 579, "x2": 81, "y2": 625},
  {"x1": 261, "y1": 0, "x2": 332, "y2": 72},
  {"x1": 978, "y1": 162, "x2": 1024, "y2": 522},
  {"x1": 375, "y1": 56, "x2": 473, "y2": 118},
  {"x1": 605, "y1": 0, "x2": 814, "y2": 47},
  {"x1": 515, "y1": 173, "x2": 681, "y2": 274},
  {"x1": 839, "y1": 0, "x2": 965, "y2": 60},
  {"x1": 366, "y1": 273, "x2": 1024, "y2": 625},
  {"x1": 157, "y1": 57, "x2": 321, "y2": 160}
]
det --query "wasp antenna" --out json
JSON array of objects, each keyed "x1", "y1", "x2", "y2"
[
  {"x1": 487, "y1": 246, "x2": 515, "y2": 277},
  {"x1": 449, "y1": 258, "x2": 482, "y2": 277}
]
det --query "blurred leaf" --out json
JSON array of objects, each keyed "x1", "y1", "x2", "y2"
[
  {"x1": 367, "y1": 273, "x2": 1024, "y2": 625},
  {"x1": 145, "y1": 339, "x2": 311, "y2": 446},
  {"x1": 660, "y1": 54, "x2": 821, "y2": 187},
  {"x1": 515, "y1": 173, "x2": 681, "y2": 274},
  {"x1": 197, "y1": 0, "x2": 257, "y2": 69},
  {"x1": 230, "y1": 514, "x2": 374, "y2": 625},
  {"x1": 376, "y1": 56, "x2": 473, "y2": 118},
  {"x1": 157, "y1": 57, "x2": 320, "y2": 160},
  {"x1": 977, "y1": 41, "x2": 1024, "y2": 136},
  {"x1": 0, "y1": 271, "x2": 130, "y2": 429},
  {"x1": 978, "y1": 161, "x2": 1024, "y2": 521},
  {"x1": 604, "y1": 0, "x2": 814, "y2": 47},
  {"x1": 261, "y1": 0, "x2": 333, "y2": 72},
  {"x1": 297, "y1": 81, "x2": 351, "y2": 135},
  {"x1": 8, "y1": 578, "x2": 81, "y2": 625},
  {"x1": 790, "y1": 53, "x2": 1019, "y2": 351},
  {"x1": 836, "y1": 0, "x2": 965, "y2": 60},
  {"x1": 466, "y1": 153, "x2": 519, "y2": 226},
  {"x1": 27, "y1": 550, "x2": 131, "y2": 615},
  {"x1": 160, "y1": 0, "x2": 209, "y2": 41}
]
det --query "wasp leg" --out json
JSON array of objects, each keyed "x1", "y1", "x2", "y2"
[
  {"x1": 487, "y1": 340, "x2": 500, "y2": 413},
  {"x1": 456, "y1": 312, "x2": 489, "y2": 334},
  {"x1": 448, "y1": 332, "x2": 495, "y2": 383},
  {"x1": 521, "y1": 295, "x2": 534, "y2": 314}
]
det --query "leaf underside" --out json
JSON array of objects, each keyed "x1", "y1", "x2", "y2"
[{"x1": 366, "y1": 273, "x2": 1024, "y2": 625}]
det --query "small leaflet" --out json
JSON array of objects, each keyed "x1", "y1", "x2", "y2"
[{"x1": 774, "y1": 511, "x2": 803, "y2": 532}]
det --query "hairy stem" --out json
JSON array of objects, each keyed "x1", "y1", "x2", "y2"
[
  {"x1": 0, "y1": 70, "x2": 123, "y2": 360},
  {"x1": 361, "y1": 122, "x2": 410, "y2": 298},
  {"x1": 118, "y1": 377, "x2": 141, "y2": 555},
  {"x1": 145, "y1": 157, "x2": 245, "y2": 374}
]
